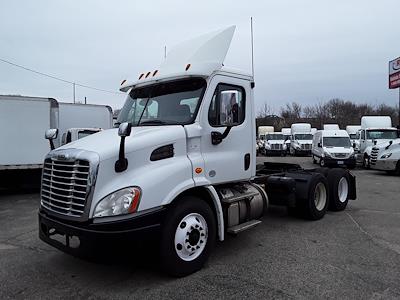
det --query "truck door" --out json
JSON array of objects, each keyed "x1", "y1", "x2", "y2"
[
  {"x1": 199, "y1": 75, "x2": 254, "y2": 184},
  {"x1": 360, "y1": 130, "x2": 366, "y2": 152}
]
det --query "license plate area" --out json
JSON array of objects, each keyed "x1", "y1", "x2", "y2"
[{"x1": 337, "y1": 161, "x2": 344, "y2": 165}]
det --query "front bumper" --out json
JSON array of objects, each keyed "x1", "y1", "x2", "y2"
[
  {"x1": 324, "y1": 157, "x2": 356, "y2": 167},
  {"x1": 370, "y1": 159, "x2": 397, "y2": 171},
  {"x1": 39, "y1": 207, "x2": 166, "y2": 255}
]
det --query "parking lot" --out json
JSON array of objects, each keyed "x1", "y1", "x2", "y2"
[{"x1": 1, "y1": 156, "x2": 399, "y2": 299}]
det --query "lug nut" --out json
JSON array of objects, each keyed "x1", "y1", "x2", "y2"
[
  {"x1": 180, "y1": 222, "x2": 186, "y2": 229},
  {"x1": 176, "y1": 243, "x2": 182, "y2": 250}
]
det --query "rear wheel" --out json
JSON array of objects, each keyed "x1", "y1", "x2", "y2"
[
  {"x1": 160, "y1": 196, "x2": 216, "y2": 277},
  {"x1": 296, "y1": 174, "x2": 329, "y2": 220},
  {"x1": 327, "y1": 168, "x2": 350, "y2": 211}
]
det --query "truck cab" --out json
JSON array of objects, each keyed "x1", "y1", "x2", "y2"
[
  {"x1": 370, "y1": 138, "x2": 400, "y2": 175},
  {"x1": 263, "y1": 132, "x2": 286, "y2": 156},
  {"x1": 354, "y1": 116, "x2": 398, "y2": 167},
  {"x1": 290, "y1": 123, "x2": 313, "y2": 156},
  {"x1": 38, "y1": 26, "x2": 356, "y2": 277}
]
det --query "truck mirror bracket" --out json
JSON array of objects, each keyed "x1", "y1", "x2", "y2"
[
  {"x1": 211, "y1": 126, "x2": 232, "y2": 145},
  {"x1": 115, "y1": 122, "x2": 132, "y2": 173}
]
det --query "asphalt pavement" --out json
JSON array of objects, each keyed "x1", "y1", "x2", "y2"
[{"x1": 1, "y1": 156, "x2": 399, "y2": 299}]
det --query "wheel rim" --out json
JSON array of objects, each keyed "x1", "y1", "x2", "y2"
[
  {"x1": 338, "y1": 177, "x2": 349, "y2": 203},
  {"x1": 320, "y1": 159, "x2": 325, "y2": 166},
  {"x1": 174, "y1": 213, "x2": 208, "y2": 261},
  {"x1": 314, "y1": 182, "x2": 327, "y2": 211}
]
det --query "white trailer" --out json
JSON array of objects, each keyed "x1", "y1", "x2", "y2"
[
  {"x1": 0, "y1": 95, "x2": 113, "y2": 170},
  {"x1": 0, "y1": 96, "x2": 58, "y2": 170},
  {"x1": 38, "y1": 26, "x2": 356, "y2": 277},
  {"x1": 57, "y1": 103, "x2": 113, "y2": 146}
]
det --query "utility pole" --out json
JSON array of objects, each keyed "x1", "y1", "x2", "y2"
[
  {"x1": 85, "y1": 96, "x2": 87, "y2": 104},
  {"x1": 73, "y1": 82, "x2": 76, "y2": 104}
]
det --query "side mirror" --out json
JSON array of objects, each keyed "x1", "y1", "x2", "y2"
[
  {"x1": 45, "y1": 129, "x2": 58, "y2": 150},
  {"x1": 318, "y1": 142, "x2": 322, "y2": 148},
  {"x1": 118, "y1": 122, "x2": 132, "y2": 137},
  {"x1": 115, "y1": 122, "x2": 132, "y2": 172},
  {"x1": 352, "y1": 142, "x2": 356, "y2": 149}
]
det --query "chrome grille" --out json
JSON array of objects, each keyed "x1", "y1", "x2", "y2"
[
  {"x1": 301, "y1": 144, "x2": 311, "y2": 150},
  {"x1": 370, "y1": 147, "x2": 379, "y2": 165},
  {"x1": 41, "y1": 158, "x2": 90, "y2": 217},
  {"x1": 271, "y1": 144, "x2": 283, "y2": 150},
  {"x1": 334, "y1": 153, "x2": 347, "y2": 158}
]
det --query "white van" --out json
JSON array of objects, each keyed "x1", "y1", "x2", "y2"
[{"x1": 312, "y1": 130, "x2": 356, "y2": 168}]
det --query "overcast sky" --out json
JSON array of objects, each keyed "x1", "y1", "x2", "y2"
[{"x1": 1, "y1": 0, "x2": 399, "y2": 114}]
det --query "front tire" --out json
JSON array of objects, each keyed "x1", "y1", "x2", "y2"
[
  {"x1": 362, "y1": 154, "x2": 370, "y2": 169},
  {"x1": 319, "y1": 158, "x2": 325, "y2": 167},
  {"x1": 160, "y1": 196, "x2": 216, "y2": 277}
]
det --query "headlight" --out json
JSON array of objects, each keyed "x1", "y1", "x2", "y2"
[
  {"x1": 381, "y1": 153, "x2": 392, "y2": 159},
  {"x1": 93, "y1": 187, "x2": 141, "y2": 218},
  {"x1": 324, "y1": 152, "x2": 333, "y2": 158},
  {"x1": 265, "y1": 144, "x2": 271, "y2": 149}
]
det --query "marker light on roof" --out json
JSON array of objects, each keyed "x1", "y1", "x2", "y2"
[
  {"x1": 145, "y1": 71, "x2": 151, "y2": 78},
  {"x1": 185, "y1": 63, "x2": 191, "y2": 71},
  {"x1": 153, "y1": 70, "x2": 158, "y2": 76},
  {"x1": 120, "y1": 79, "x2": 127, "y2": 86},
  {"x1": 138, "y1": 73, "x2": 144, "y2": 80}
]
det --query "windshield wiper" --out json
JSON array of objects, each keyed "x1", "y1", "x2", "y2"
[{"x1": 139, "y1": 120, "x2": 168, "y2": 126}]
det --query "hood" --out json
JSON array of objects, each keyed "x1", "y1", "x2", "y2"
[
  {"x1": 374, "y1": 138, "x2": 400, "y2": 150},
  {"x1": 324, "y1": 147, "x2": 353, "y2": 155},
  {"x1": 267, "y1": 140, "x2": 285, "y2": 144},
  {"x1": 58, "y1": 126, "x2": 186, "y2": 161}
]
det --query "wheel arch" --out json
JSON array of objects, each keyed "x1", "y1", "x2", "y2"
[{"x1": 169, "y1": 186, "x2": 225, "y2": 241}]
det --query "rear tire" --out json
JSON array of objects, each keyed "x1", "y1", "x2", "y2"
[
  {"x1": 297, "y1": 173, "x2": 329, "y2": 220},
  {"x1": 319, "y1": 158, "x2": 325, "y2": 167},
  {"x1": 362, "y1": 154, "x2": 370, "y2": 169},
  {"x1": 327, "y1": 168, "x2": 350, "y2": 211},
  {"x1": 160, "y1": 196, "x2": 216, "y2": 277}
]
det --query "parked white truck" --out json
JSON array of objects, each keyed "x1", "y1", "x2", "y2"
[
  {"x1": 282, "y1": 127, "x2": 291, "y2": 151},
  {"x1": 0, "y1": 96, "x2": 113, "y2": 171},
  {"x1": 257, "y1": 126, "x2": 274, "y2": 154},
  {"x1": 323, "y1": 124, "x2": 340, "y2": 130},
  {"x1": 346, "y1": 125, "x2": 361, "y2": 145},
  {"x1": 263, "y1": 132, "x2": 286, "y2": 156},
  {"x1": 370, "y1": 139, "x2": 400, "y2": 175},
  {"x1": 38, "y1": 27, "x2": 356, "y2": 277},
  {"x1": 290, "y1": 123, "x2": 313, "y2": 155},
  {"x1": 354, "y1": 116, "x2": 398, "y2": 168}
]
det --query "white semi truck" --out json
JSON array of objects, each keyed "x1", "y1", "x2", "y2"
[
  {"x1": 346, "y1": 125, "x2": 361, "y2": 145},
  {"x1": 370, "y1": 138, "x2": 400, "y2": 175},
  {"x1": 38, "y1": 27, "x2": 356, "y2": 277},
  {"x1": 290, "y1": 123, "x2": 313, "y2": 155},
  {"x1": 354, "y1": 116, "x2": 398, "y2": 168},
  {"x1": 263, "y1": 132, "x2": 287, "y2": 156},
  {"x1": 0, "y1": 96, "x2": 113, "y2": 171}
]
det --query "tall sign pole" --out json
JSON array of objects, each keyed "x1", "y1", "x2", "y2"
[{"x1": 389, "y1": 57, "x2": 400, "y2": 127}]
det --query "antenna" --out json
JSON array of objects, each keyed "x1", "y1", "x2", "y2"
[{"x1": 250, "y1": 17, "x2": 255, "y2": 80}]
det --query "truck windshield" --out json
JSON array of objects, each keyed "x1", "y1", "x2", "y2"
[
  {"x1": 349, "y1": 134, "x2": 357, "y2": 139},
  {"x1": 266, "y1": 134, "x2": 283, "y2": 140},
  {"x1": 366, "y1": 129, "x2": 398, "y2": 140},
  {"x1": 116, "y1": 78, "x2": 206, "y2": 126},
  {"x1": 295, "y1": 134, "x2": 313, "y2": 140},
  {"x1": 323, "y1": 137, "x2": 351, "y2": 147}
]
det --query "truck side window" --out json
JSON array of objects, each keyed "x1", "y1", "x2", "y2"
[{"x1": 208, "y1": 84, "x2": 245, "y2": 127}]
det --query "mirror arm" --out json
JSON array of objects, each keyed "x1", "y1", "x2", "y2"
[
  {"x1": 115, "y1": 136, "x2": 128, "y2": 173},
  {"x1": 211, "y1": 126, "x2": 232, "y2": 145},
  {"x1": 49, "y1": 139, "x2": 55, "y2": 150}
]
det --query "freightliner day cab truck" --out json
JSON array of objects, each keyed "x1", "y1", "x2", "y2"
[
  {"x1": 290, "y1": 123, "x2": 313, "y2": 156},
  {"x1": 354, "y1": 116, "x2": 398, "y2": 168},
  {"x1": 38, "y1": 27, "x2": 356, "y2": 276},
  {"x1": 370, "y1": 138, "x2": 400, "y2": 175}
]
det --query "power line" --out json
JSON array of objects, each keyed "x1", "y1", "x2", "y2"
[{"x1": 0, "y1": 57, "x2": 124, "y2": 95}]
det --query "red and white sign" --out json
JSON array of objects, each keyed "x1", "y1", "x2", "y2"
[{"x1": 389, "y1": 57, "x2": 400, "y2": 89}]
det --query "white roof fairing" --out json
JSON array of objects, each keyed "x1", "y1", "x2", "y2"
[{"x1": 120, "y1": 26, "x2": 236, "y2": 92}]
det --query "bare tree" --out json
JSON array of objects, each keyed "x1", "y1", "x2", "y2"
[{"x1": 257, "y1": 103, "x2": 274, "y2": 118}]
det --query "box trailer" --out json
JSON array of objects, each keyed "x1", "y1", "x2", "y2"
[{"x1": 0, "y1": 95, "x2": 112, "y2": 170}]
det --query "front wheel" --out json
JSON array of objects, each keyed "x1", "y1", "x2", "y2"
[
  {"x1": 362, "y1": 155, "x2": 370, "y2": 169},
  {"x1": 160, "y1": 196, "x2": 216, "y2": 277},
  {"x1": 319, "y1": 158, "x2": 325, "y2": 167}
]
